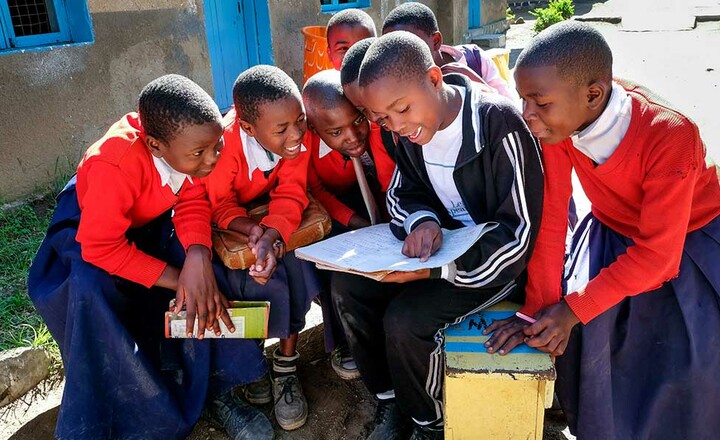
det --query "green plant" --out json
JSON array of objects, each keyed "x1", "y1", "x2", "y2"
[
  {"x1": 550, "y1": 0, "x2": 575, "y2": 20},
  {"x1": 0, "y1": 193, "x2": 61, "y2": 373},
  {"x1": 530, "y1": 5, "x2": 564, "y2": 33},
  {"x1": 506, "y1": 7, "x2": 516, "y2": 21}
]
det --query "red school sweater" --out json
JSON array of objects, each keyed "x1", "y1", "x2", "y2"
[
  {"x1": 522, "y1": 81, "x2": 720, "y2": 324},
  {"x1": 204, "y1": 108, "x2": 310, "y2": 242},
  {"x1": 75, "y1": 113, "x2": 212, "y2": 288},
  {"x1": 307, "y1": 123, "x2": 397, "y2": 225}
]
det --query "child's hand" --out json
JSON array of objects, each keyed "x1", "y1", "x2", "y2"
[
  {"x1": 247, "y1": 224, "x2": 265, "y2": 249},
  {"x1": 483, "y1": 316, "x2": 531, "y2": 355},
  {"x1": 381, "y1": 268, "x2": 431, "y2": 284},
  {"x1": 348, "y1": 214, "x2": 371, "y2": 229},
  {"x1": 229, "y1": 216, "x2": 261, "y2": 236},
  {"x1": 248, "y1": 228, "x2": 281, "y2": 284},
  {"x1": 523, "y1": 302, "x2": 580, "y2": 356},
  {"x1": 249, "y1": 250, "x2": 277, "y2": 285},
  {"x1": 176, "y1": 245, "x2": 235, "y2": 339},
  {"x1": 403, "y1": 221, "x2": 443, "y2": 262}
]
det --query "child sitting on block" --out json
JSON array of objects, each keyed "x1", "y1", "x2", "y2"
[
  {"x1": 485, "y1": 21, "x2": 720, "y2": 440},
  {"x1": 332, "y1": 32, "x2": 543, "y2": 439}
]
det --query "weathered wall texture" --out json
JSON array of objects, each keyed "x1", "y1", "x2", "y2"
[
  {"x1": 0, "y1": 0, "x2": 212, "y2": 200},
  {"x1": 267, "y1": 0, "x2": 469, "y2": 86}
]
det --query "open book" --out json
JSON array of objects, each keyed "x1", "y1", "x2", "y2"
[{"x1": 294, "y1": 223, "x2": 494, "y2": 281}]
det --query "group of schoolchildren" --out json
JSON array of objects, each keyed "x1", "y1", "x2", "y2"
[{"x1": 27, "y1": 2, "x2": 720, "y2": 440}]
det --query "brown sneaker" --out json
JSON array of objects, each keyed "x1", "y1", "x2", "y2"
[{"x1": 242, "y1": 373, "x2": 272, "y2": 405}]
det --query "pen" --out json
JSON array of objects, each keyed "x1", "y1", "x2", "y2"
[{"x1": 515, "y1": 311, "x2": 536, "y2": 324}]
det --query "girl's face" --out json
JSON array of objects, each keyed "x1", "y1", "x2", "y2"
[
  {"x1": 360, "y1": 66, "x2": 445, "y2": 146},
  {"x1": 310, "y1": 98, "x2": 370, "y2": 158},
  {"x1": 149, "y1": 121, "x2": 224, "y2": 178},
  {"x1": 515, "y1": 65, "x2": 601, "y2": 145},
  {"x1": 241, "y1": 95, "x2": 307, "y2": 160}
]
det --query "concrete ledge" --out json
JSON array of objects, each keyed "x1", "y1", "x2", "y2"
[{"x1": 469, "y1": 33, "x2": 507, "y2": 49}]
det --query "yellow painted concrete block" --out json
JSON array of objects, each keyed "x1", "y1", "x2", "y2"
[{"x1": 444, "y1": 301, "x2": 556, "y2": 440}]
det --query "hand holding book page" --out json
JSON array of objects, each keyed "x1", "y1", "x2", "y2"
[{"x1": 294, "y1": 223, "x2": 496, "y2": 280}]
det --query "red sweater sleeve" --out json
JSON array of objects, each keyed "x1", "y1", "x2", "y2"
[
  {"x1": 307, "y1": 159, "x2": 355, "y2": 226},
  {"x1": 205, "y1": 138, "x2": 248, "y2": 229},
  {"x1": 173, "y1": 179, "x2": 212, "y2": 251},
  {"x1": 369, "y1": 124, "x2": 397, "y2": 193},
  {"x1": 76, "y1": 162, "x2": 167, "y2": 287},
  {"x1": 263, "y1": 151, "x2": 310, "y2": 242},
  {"x1": 520, "y1": 141, "x2": 573, "y2": 317},
  {"x1": 565, "y1": 123, "x2": 703, "y2": 323}
]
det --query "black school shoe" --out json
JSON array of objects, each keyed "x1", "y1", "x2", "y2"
[
  {"x1": 202, "y1": 390, "x2": 273, "y2": 440},
  {"x1": 367, "y1": 398, "x2": 413, "y2": 440},
  {"x1": 410, "y1": 424, "x2": 444, "y2": 440}
]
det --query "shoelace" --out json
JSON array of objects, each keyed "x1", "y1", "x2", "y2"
[{"x1": 276, "y1": 376, "x2": 297, "y2": 405}]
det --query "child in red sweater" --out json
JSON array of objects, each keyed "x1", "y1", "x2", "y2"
[
  {"x1": 27, "y1": 75, "x2": 272, "y2": 440},
  {"x1": 204, "y1": 65, "x2": 319, "y2": 432},
  {"x1": 303, "y1": 69, "x2": 396, "y2": 231},
  {"x1": 301, "y1": 68, "x2": 397, "y2": 381},
  {"x1": 486, "y1": 22, "x2": 720, "y2": 440}
]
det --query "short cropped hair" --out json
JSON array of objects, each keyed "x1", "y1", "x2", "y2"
[
  {"x1": 516, "y1": 21, "x2": 613, "y2": 85},
  {"x1": 340, "y1": 37, "x2": 375, "y2": 86},
  {"x1": 303, "y1": 70, "x2": 346, "y2": 118},
  {"x1": 358, "y1": 31, "x2": 434, "y2": 89},
  {"x1": 232, "y1": 65, "x2": 300, "y2": 124},
  {"x1": 138, "y1": 74, "x2": 220, "y2": 142},
  {"x1": 382, "y1": 2, "x2": 438, "y2": 35},
  {"x1": 327, "y1": 8, "x2": 377, "y2": 38}
]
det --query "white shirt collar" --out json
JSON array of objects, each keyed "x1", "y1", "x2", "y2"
[
  {"x1": 240, "y1": 127, "x2": 307, "y2": 180},
  {"x1": 571, "y1": 82, "x2": 632, "y2": 165},
  {"x1": 152, "y1": 155, "x2": 193, "y2": 194},
  {"x1": 318, "y1": 138, "x2": 333, "y2": 158}
]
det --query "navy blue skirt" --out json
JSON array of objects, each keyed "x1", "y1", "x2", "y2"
[
  {"x1": 27, "y1": 181, "x2": 267, "y2": 440},
  {"x1": 557, "y1": 213, "x2": 720, "y2": 440},
  {"x1": 219, "y1": 251, "x2": 321, "y2": 340}
]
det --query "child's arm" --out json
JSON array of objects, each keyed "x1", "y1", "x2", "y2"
[
  {"x1": 368, "y1": 124, "x2": 398, "y2": 193},
  {"x1": 263, "y1": 150, "x2": 311, "y2": 242},
  {"x1": 307, "y1": 159, "x2": 362, "y2": 227},
  {"x1": 483, "y1": 140, "x2": 574, "y2": 355},
  {"x1": 173, "y1": 180, "x2": 235, "y2": 336},
  {"x1": 76, "y1": 163, "x2": 169, "y2": 287},
  {"x1": 556, "y1": 121, "x2": 705, "y2": 325},
  {"x1": 204, "y1": 136, "x2": 250, "y2": 230},
  {"x1": 386, "y1": 143, "x2": 443, "y2": 241}
]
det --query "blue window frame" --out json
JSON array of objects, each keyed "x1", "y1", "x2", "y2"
[
  {"x1": 0, "y1": 0, "x2": 93, "y2": 53},
  {"x1": 468, "y1": 0, "x2": 481, "y2": 29},
  {"x1": 320, "y1": 0, "x2": 370, "y2": 13}
]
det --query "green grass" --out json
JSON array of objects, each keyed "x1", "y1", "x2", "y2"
[{"x1": 0, "y1": 192, "x2": 61, "y2": 371}]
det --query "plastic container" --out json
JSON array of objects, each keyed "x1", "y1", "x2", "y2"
[{"x1": 301, "y1": 26, "x2": 334, "y2": 84}]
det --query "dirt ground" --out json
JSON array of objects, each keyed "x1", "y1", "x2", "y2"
[{"x1": 2, "y1": 321, "x2": 573, "y2": 440}]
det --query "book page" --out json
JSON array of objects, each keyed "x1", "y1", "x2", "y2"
[{"x1": 295, "y1": 223, "x2": 495, "y2": 273}]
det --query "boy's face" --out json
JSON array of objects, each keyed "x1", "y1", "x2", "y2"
[
  {"x1": 361, "y1": 67, "x2": 444, "y2": 145},
  {"x1": 327, "y1": 24, "x2": 375, "y2": 70},
  {"x1": 310, "y1": 98, "x2": 369, "y2": 158},
  {"x1": 515, "y1": 65, "x2": 599, "y2": 145},
  {"x1": 240, "y1": 95, "x2": 307, "y2": 160},
  {"x1": 148, "y1": 121, "x2": 224, "y2": 178}
]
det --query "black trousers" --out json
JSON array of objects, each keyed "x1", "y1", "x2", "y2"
[{"x1": 332, "y1": 273, "x2": 514, "y2": 424}]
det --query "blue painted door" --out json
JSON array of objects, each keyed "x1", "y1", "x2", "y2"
[{"x1": 204, "y1": 0, "x2": 274, "y2": 112}]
